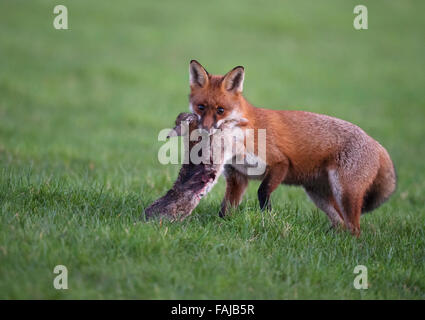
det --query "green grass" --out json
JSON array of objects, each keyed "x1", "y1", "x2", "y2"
[{"x1": 1, "y1": 0, "x2": 425, "y2": 299}]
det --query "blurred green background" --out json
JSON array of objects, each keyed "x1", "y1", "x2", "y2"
[{"x1": 0, "y1": 0, "x2": 424, "y2": 299}]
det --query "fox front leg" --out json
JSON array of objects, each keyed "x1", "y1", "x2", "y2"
[{"x1": 257, "y1": 162, "x2": 288, "y2": 211}]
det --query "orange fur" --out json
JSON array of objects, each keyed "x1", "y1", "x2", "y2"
[{"x1": 188, "y1": 60, "x2": 397, "y2": 236}]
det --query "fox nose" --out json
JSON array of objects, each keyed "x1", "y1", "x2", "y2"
[{"x1": 200, "y1": 118, "x2": 214, "y2": 132}]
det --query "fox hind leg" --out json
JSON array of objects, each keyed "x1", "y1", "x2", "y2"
[
  {"x1": 328, "y1": 169, "x2": 366, "y2": 237},
  {"x1": 305, "y1": 187, "x2": 344, "y2": 229}
]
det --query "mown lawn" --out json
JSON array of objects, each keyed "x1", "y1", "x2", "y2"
[{"x1": 0, "y1": 0, "x2": 424, "y2": 299}]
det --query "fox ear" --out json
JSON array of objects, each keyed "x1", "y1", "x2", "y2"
[
  {"x1": 222, "y1": 66, "x2": 244, "y2": 93},
  {"x1": 189, "y1": 60, "x2": 209, "y2": 88}
]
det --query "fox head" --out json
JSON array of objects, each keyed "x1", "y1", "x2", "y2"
[{"x1": 189, "y1": 60, "x2": 247, "y2": 134}]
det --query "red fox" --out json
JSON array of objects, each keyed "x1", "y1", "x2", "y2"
[{"x1": 188, "y1": 60, "x2": 397, "y2": 236}]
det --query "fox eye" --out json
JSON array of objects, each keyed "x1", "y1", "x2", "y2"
[
  {"x1": 217, "y1": 107, "x2": 224, "y2": 115},
  {"x1": 198, "y1": 105, "x2": 205, "y2": 111}
]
